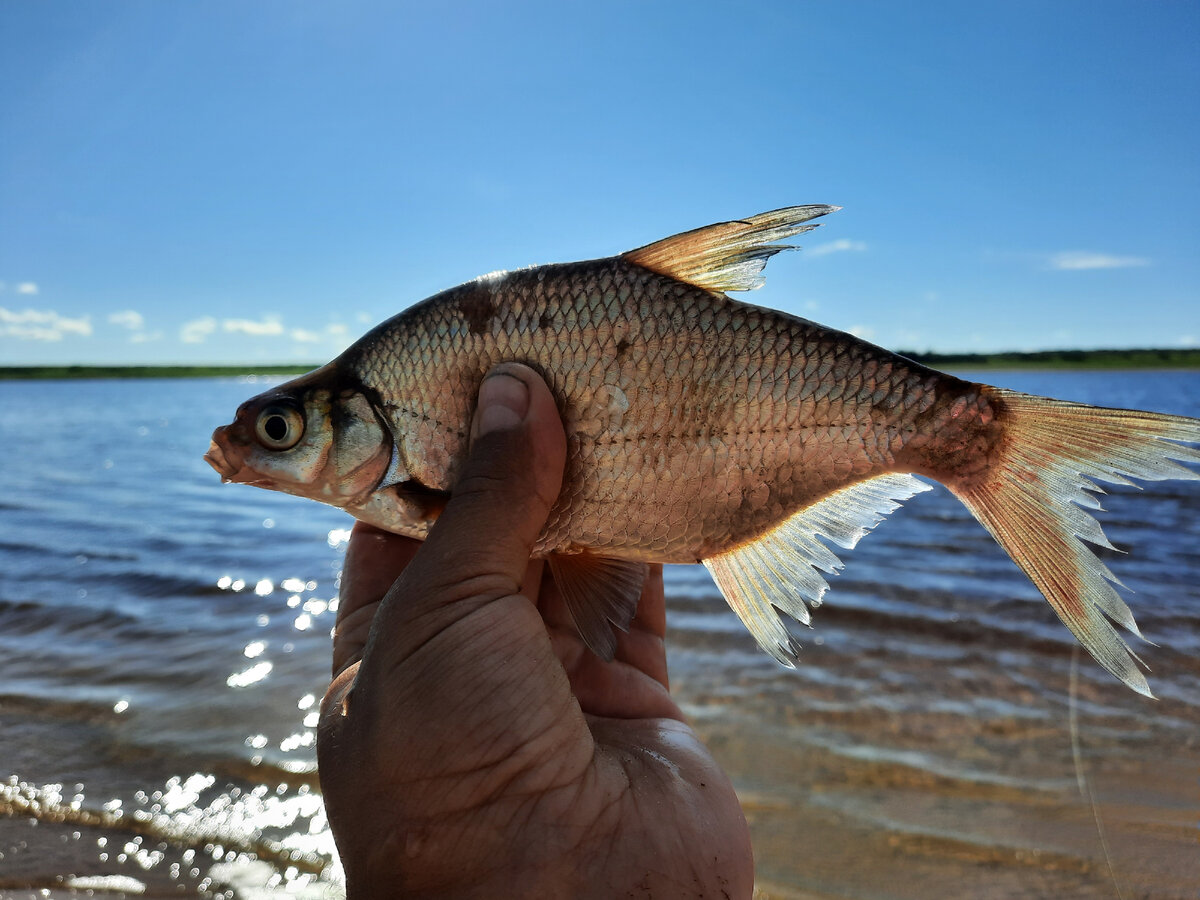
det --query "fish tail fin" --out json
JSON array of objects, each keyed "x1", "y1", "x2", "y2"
[{"x1": 949, "y1": 389, "x2": 1200, "y2": 696}]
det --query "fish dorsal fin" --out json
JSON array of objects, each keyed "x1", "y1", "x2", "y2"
[
  {"x1": 703, "y1": 473, "x2": 931, "y2": 664},
  {"x1": 547, "y1": 553, "x2": 649, "y2": 660},
  {"x1": 621, "y1": 205, "x2": 839, "y2": 293}
]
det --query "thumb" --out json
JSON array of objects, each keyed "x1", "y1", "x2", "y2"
[
  {"x1": 358, "y1": 363, "x2": 567, "y2": 666},
  {"x1": 420, "y1": 362, "x2": 568, "y2": 593}
]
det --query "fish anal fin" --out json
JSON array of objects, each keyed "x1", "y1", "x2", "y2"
[
  {"x1": 622, "y1": 205, "x2": 839, "y2": 293},
  {"x1": 703, "y1": 473, "x2": 931, "y2": 664},
  {"x1": 547, "y1": 553, "x2": 648, "y2": 660}
]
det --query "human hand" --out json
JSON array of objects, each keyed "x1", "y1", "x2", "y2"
[{"x1": 317, "y1": 363, "x2": 753, "y2": 898}]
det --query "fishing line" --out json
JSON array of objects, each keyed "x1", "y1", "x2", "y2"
[{"x1": 1069, "y1": 645, "x2": 1125, "y2": 900}]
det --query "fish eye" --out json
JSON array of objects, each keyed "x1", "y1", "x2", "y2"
[{"x1": 254, "y1": 403, "x2": 305, "y2": 451}]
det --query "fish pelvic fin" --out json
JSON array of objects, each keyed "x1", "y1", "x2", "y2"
[
  {"x1": 547, "y1": 553, "x2": 648, "y2": 660},
  {"x1": 703, "y1": 473, "x2": 932, "y2": 665},
  {"x1": 950, "y1": 390, "x2": 1200, "y2": 697},
  {"x1": 621, "y1": 205, "x2": 839, "y2": 293}
]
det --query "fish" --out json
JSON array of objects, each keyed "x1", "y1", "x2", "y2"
[{"x1": 205, "y1": 205, "x2": 1200, "y2": 696}]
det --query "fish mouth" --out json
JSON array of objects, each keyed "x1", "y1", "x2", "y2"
[
  {"x1": 204, "y1": 426, "x2": 271, "y2": 486},
  {"x1": 206, "y1": 426, "x2": 282, "y2": 489},
  {"x1": 204, "y1": 434, "x2": 239, "y2": 482}
]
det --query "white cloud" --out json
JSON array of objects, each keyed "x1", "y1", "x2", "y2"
[
  {"x1": 0, "y1": 306, "x2": 91, "y2": 341},
  {"x1": 891, "y1": 329, "x2": 925, "y2": 348},
  {"x1": 290, "y1": 328, "x2": 322, "y2": 343},
  {"x1": 181, "y1": 316, "x2": 218, "y2": 343},
  {"x1": 108, "y1": 309, "x2": 145, "y2": 330},
  {"x1": 327, "y1": 321, "x2": 354, "y2": 351},
  {"x1": 807, "y1": 239, "x2": 868, "y2": 257},
  {"x1": 1048, "y1": 251, "x2": 1150, "y2": 271},
  {"x1": 223, "y1": 316, "x2": 284, "y2": 337},
  {"x1": 16, "y1": 282, "x2": 39, "y2": 295},
  {"x1": 848, "y1": 324, "x2": 876, "y2": 341},
  {"x1": 130, "y1": 330, "x2": 163, "y2": 344}
]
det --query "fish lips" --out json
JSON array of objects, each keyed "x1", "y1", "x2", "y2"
[
  {"x1": 204, "y1": 425, "x2": 277, "y2": 488},
  {"x1": 203, "y1": 434, "x2": 234, "y2": 480}
]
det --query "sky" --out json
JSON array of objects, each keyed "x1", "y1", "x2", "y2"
[{"x1": 2, "y1": 1, "x2": 1198, "y2": 365}]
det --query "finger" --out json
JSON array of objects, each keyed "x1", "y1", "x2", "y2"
[
  {"x1": 425, "y1": 362, "x2": 566, "y2": 592},
  {"x1": 540, "y1": 564, "x2": 669, "y2": 682},
  {"x1": 615, "y1": 564, "x2": 670, "y2": 689},
  {"x1": 628, "y1": 564, "x2": 667, "y2": 640},
  {"x1": 340, "y1": 523, "x2": 421, "y2": 616},
  {"x1": 361, "y1": 362, "x2": 567, "y2": 670},
  {"x1": 536, "y1": 561, "x2": 673, "y2": 702},
  {"x1": 518, "y1": 557, "x2": 548, "y2": 608},
  {"x1": 320, "y1": 658, "x2": 358, "y2": 723},
  {"x1": 330, "y1": 524, "x2": 422, "y2": 677}
]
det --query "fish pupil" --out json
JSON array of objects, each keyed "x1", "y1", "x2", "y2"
[{"x1": 264, "y1": 415, "x2": 289, "y2": 442}]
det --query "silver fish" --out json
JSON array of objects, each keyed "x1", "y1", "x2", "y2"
[{"x1": 207, "y1": 206, "x2": 1200, "y2": 695}]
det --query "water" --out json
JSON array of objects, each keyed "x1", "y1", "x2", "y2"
[{"x1": 1, "y1": 371, "x2": 1198, "y2": 898}]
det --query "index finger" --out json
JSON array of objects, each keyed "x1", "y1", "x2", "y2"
[{"x1": 331, "y1": 522, "x2": 422, "y2": 677}]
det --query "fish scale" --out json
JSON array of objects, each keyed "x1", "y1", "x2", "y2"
[{"x1": 207, "y1": 205, "x2": 1200, "y2": 694}]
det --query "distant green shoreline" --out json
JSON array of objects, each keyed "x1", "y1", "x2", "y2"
[
  {"x1": 0, "y1": 364, "x2": 319, "y2": 380},
  {"x1": 2, "y1": 348, "x2": 1199, "y2": 380},
  {"x1": 906, "y1": 347, "x2": 1200, "y2": 370}
]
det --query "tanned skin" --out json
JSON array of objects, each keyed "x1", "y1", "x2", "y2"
[{"x1": 317, "y1": 365, "x2": 754, "y2": 899}]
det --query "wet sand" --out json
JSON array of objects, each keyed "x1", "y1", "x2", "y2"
[{"x1": 672, "y1": 616, "x2": 1200, "y2": 899}]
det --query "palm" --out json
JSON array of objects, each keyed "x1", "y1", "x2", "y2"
[{"x1": 319, "y1": 525, "x2": 752, "y2": 898}]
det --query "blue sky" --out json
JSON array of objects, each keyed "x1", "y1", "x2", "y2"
[{"x1": 2, "y1": 1, "x2": 1197, "y2": 365}]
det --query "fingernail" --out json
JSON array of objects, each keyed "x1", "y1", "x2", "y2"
[{"x1": 473, "y1": 371, "x2": 530, "y2": 438}]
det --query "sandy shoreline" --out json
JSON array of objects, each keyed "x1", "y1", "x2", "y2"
[
  {"x1": 676, "y1": 640, "x2": 1200, "y2": 899},
  {"x1": 4, "y1": 681, "x2": 1197, "y2": 898}
]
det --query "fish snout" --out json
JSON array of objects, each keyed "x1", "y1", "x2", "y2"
[{"x1": 204, "y1": 425, "x2": 249, "y2": 483}]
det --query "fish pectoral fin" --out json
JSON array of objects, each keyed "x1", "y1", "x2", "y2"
[
  {"x1": 703, "y1": 473, "x2": 931, "y2": 665},
  {"x1": 621, "y1": 205, "x2": 839, "y2": 293},
  {"x1": 547, "y1": 553, "x2": 649, "y2": 661}
]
